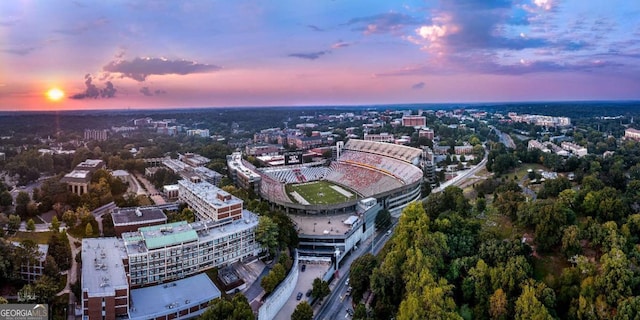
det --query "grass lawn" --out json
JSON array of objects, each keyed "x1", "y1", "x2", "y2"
[
  {"x1": 8, "y1": 231, "x2": 53, "y2": 244},
  {"x1": 286, "y1": 181, "x2": 355, "y2": 205},
  {"x1": 532, "y1": 253, "x2": 571, "y2": 284}
]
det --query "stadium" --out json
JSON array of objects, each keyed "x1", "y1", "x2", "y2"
[{"x1": 233, "y1": 139, "x2": 424, "y2": 216}]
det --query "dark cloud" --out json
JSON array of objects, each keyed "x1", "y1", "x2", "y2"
[
  {"x1": 307, "y1": 25, "x2": 324, "y2": 32},
  {"x1": 288, "y1": 51, "x2": 330, "y2": 60},
  {"x1": 346, "y1": 12, "x2": 420, "y2": 34},
  {"x1": 412, "y1": 82, "x2": 425, "y2": 90},
  {"x1": 139, "y1": 87, "x2": 167, "y2": 96},
  {"x1": 2, "y1": 47, "x2": 37, "y2": 56},
  {"x1": 70, "y1": 74, "x2": 116, "y2": 99},
  {"x1": 102, "y1": 57, "x2": 221, "y2": 82},
  {"x1": 140, "y1": 87, "x2": 153, "y2": 96}
]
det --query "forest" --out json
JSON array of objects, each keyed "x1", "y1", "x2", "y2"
[{"x1": 349, "y1": 138, "x2": 640, "y2": 320}]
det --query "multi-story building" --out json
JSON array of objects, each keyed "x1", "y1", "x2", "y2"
[
  {"x1": 111, "y1": 207, "x2": 168, "y2": 237},
  {"x1": 81, "y1": 238, "x2": 130, "y2": 320},
  {"x1": 186, "y1": 129, "x2": 210, "y2": 138},
  {"x1": 82, "y1": 237, "x2": 224, "y2": 320},
  {"x1": 419, "y1": 128, "x2": 435, "y2": 140},
  {"x1": 401, "y1": 115, "x2": 427, "y2": 127},
  {"x1": 122, "y1": 210, "x2": 260, "y2": 287},
  {"x1": 84, "y1": 129, "x2": 109, "y2": 141},
  {"x1": 61, "y1": 159, "x2": 105, "y2": 195},
  {"x1": 561, "y1": 142, "x2": 588, "y2": 157},
  {"x1": 227, "y1": 152, "x2": 262, "y2": 194},
  {"x1": 178, "y1": 180, "x2": 243, "y2": 222},
  {"x1": 625, "y1": 128, "x2": 640, "y2": 141},
  {"x1": 246, "y1": 143, "x2": 282, "y2": 156},
  {"x1": 454, "y1": 145, "x2": 473, "y2": 155},
  {"x1": 363, "y1": 133, "x2": 394, "y2": 143}
]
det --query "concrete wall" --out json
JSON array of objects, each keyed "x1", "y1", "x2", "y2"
[{"x1": 258, "y1": 251, "x2": 299, "y2": 320}]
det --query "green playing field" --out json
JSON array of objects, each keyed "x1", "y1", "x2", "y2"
[{"x1": 286, "y1": 181, "x2": 355, "y2": 205}]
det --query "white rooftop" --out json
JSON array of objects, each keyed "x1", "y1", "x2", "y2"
[
  {"x1": 178, "y1": 180, "x2": 243, "y2": 209},
  {"x1": 128, "y1": 273, "x2": 221, "y2": 320},
  {"x1": 82, "y1": 238, "x2": 129, "y2": 298},
  {"x1": 64, "y1": 170, "x2": 90, "y2": 179}
]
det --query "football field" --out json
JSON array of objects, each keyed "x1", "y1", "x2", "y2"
[{"x1": 286, "y1": 181, "x2": 355, "y2": 205}]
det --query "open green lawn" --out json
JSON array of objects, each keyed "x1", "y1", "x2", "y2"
[
  {"x1": 286, "y1": 181, "x2": 355, "y2": 205},
  {"x1": 8, "y1": 231, "x2": 53, "y2": 244}
]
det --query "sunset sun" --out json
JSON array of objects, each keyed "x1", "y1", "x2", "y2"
[{"x1": 46, "y1": 88, "x2": 65, "y2": 101}]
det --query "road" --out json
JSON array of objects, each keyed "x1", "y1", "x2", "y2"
[
  {"x1": 432, "y1": 145, "x2": 488, "y2": 194},
  {"x1": 314, "y1": 228, "x2": 390, "y2": 320}
]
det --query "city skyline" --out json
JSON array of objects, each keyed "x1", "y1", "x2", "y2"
[{"x1": 1, "y1": 0, "x2": 639, "y2": 111}]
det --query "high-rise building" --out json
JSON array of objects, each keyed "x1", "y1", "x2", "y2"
[{"x1": 178, "y1": 180, "x2": 243, "y2": 222}]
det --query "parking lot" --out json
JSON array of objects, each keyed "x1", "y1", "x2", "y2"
[{"x1": 274, "y1": 261, "x2": 330, "y2": 319}]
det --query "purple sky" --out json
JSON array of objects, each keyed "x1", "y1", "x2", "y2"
[{"x1": 1, "y1": 0, "x2": 639, "y2": 111}]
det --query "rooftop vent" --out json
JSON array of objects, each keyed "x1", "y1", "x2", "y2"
[{"x1": 135, "y1": 208, "x2": 143, "y2": 217}]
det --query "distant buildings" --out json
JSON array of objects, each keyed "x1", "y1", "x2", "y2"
[
  {"x1": 561, "y1": 142, "x2": 588, "y2": 157},
  {"x1": 401, "y1": 115, "x2": 427, "y2": 127},
  {"x1": 84, "y1": 129, "x2": 109, "y2": 141},
  {"x1": 508, "y1": 113, "x2": 571, "y2": 127},
  {"x1": 419, "y1": 128, "x2": 435, "y2": 140},
  {"x1": 625, "y1": 128, "x2": 640, "y2": 141},
  {"x1": 364, "y1": 133, "x2": 394, "y2": 143},
  {"x1": 186, "y1": 129, "x2": 210, "y2": 138}
]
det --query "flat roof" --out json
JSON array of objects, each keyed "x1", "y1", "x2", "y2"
[
  {"x1": 139, "y1": 221, "x2": 198, "y2": 250},
  {"x1": 289, "y1": 211, "x2": 357, "y2": 236},
  {"x1": 82, "y1": 238, "x2": 129, "y2": 297},
  {"x1": 77, "y1": 159, "x2": 104, "y2": 167},
  {"x1": 111, "y1": 207, "x2": 167, "y2": 226},
  {"x1": 65, "y1": 170, "x2": 90, "y2": 179},
  {"x1": 128, "y1": 273, "x2": 221, "y2": 320},
  {"x1": 163, "y1": 184, "x2": 179, "y2": 191},
  {"x1": 178, "y1": 180, "x2": 243, "y2": 209}
]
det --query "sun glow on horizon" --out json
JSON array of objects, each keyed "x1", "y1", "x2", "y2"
[{"x1": 46, "y1": 88, "x2": 65, "y2": 102}]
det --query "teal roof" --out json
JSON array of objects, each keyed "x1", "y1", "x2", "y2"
[
  {"x1": 140, "y1": 221, "x2": 198, "y2": 249},
  {"x1": 144, "y1": 230, "x2": 198, "y2": 249},
  {"x1": 139, "y1": 221, "x2": 187, "y2": 232}
]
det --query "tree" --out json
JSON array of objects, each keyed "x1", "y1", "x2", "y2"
[
  {"x1": 489, "y1": 288, "x2": 508, "y2": 320},
  {"x1": 561, "y1": 225, "x2": 582, "y2": 258},
  {"x1": 62, "y1": 209, "x2": 78, "y2": 227},
  {"x1": 15, "y1": 191, "x2": 30, "y2": 217},
  {"x1": 85, "y1": 223, "x2": 94, "y2": 238},
  {"x1": 199, "y1": 295, "x2": 253, "y2": 320},
  {"x1": 514, "y1": 285, "x2": 553, "y2": 320},
  {"x1": 26, "y1": 218, "x2": 35, "y2": 232},
  {"x1": 256, "y1": 216, "x2": 279, "y2": 256},
  {"x1": 0, "y1": 191, "x2": 12, "y2": 207},
  {"x1": 32, "y1": 275, "x2": 59, "y2": 304},
  {"x1": 350, "y1": 253, "x2": 378, "y2": 303},
  {"x1": 311, "y1": 277, "x2": 330, "y2": 300},
  {"x1": 596, "y1": 248, "x2": 632, "y2": 306},
  {"x1": 43, "y1": 255, "x2": 59, "y2": 277},
  {"x1": 291, "y1": 301, "x2": 313, "y2": 320},
  {"x1": 8, "y1": 214, "x2": 21, "y2": 233},
  {"x1": 375, "y1": 209, "x2": 391, "y2": 231},
  {"x1": 50, "y1": 216, "x2": 60, "y2": 232}
]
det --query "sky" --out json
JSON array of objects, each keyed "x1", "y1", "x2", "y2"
[{"x1": 1, "y1": 0, "x2": 640, "y2": 111}]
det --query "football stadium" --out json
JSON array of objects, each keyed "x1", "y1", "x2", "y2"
[
  {"x1": 249, "y1": 139, "x2": 424, "y2": 216},
  {"x1": 227, "y1": 139, "x2": 424, "y2": 260}
]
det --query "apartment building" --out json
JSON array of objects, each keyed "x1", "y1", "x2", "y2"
[
  {"x1": 178, "y1": 180, "x2": 243, "y2": 222},
  {"x1": 122, "y1": 211, "x2": 260, "y2": 287}
]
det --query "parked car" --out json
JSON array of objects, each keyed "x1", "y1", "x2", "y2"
[
  {"x1": 301, "y1": 264, "x2": 306, "y2": 272},
  {"x1": 306, "y1": 289, "x2": 312, "y2": 297},
  {"x1": 296, "y1": 292, "x2": 303, "y2": 300}
]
